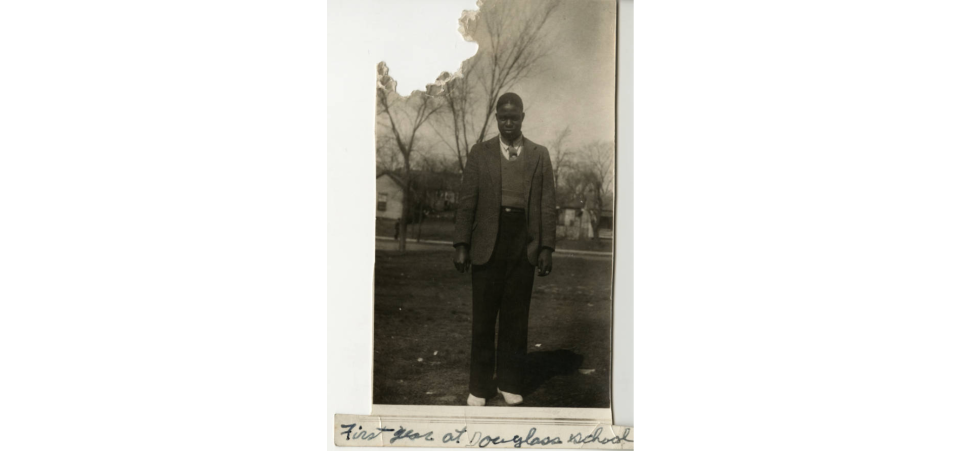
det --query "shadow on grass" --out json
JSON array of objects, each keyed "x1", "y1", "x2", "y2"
[{"x1": 522, "y1": 349, "x2": 584, "y2": 397}]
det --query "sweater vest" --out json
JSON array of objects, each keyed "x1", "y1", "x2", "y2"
[{"x1": 501, "y1": 151, "x2": 526, "y2": 208}]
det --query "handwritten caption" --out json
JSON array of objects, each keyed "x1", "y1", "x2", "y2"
[{"x1": 339, "y1": 423, "x2": 632, "y2": 448}]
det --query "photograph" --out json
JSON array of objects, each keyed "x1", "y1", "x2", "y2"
[{"x1": 373, "y1": 0, "x2": 617, "y2": 408}]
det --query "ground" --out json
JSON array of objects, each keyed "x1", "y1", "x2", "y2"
[
  {"x1": 376, "y1": 216, "x2": 613, "y2": 252},
  {"x1": 373, "y1": 249, "x2": 613, "y2": 408}
]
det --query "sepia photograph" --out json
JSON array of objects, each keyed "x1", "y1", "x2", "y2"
[{"x1": 372, "y1": 0, "x2": 618, "y2": 409}]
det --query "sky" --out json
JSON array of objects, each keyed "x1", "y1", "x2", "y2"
[
  {"x1": 502, "y1": 0, "x2": 617, "y2": 150},
  {"x1": 379, "y1": 0, "x2": 617, "y2": 168}
]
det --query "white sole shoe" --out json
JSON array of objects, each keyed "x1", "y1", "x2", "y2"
[
  {"x1": 467, "y1": 394, "x2": 486, "y2": 406},
  {"x1": 497, "y1": 388, "x2": 523, "y2": 406}
]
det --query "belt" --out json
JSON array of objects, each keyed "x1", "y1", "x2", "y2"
[{"x1": 502, "y1": 207, "x2": 525, "y2": 213}]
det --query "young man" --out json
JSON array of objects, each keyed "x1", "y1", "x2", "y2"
[{"x1": 453, "y1": 92, "x2": 557, "y2": 406}]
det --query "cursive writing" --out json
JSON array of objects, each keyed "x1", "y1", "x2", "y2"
[
  {"x1": 442, "y1": 427, "x2": 468, "y2": 444},
  {"x1": 468, "y1": 427, "x2": 563, "y2": 448},
  {"x1": 389, "y1": 425, "x2": 434, "y2": 444},
  {"x1": 338, "y1": 423, "x2": 632, "y2": 447},
  {"x1": 569, "y1": 426, "x2": 633, "y2": 446},
  {"x1": 339, "y1": 423, "x2": 394, "y2": 441}
]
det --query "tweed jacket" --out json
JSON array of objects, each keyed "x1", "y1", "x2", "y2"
[{"x1": 454, "y1": 136, "x2": 557, "y2": 266}]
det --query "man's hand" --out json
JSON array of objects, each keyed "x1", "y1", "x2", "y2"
[
  {"x1": 454, "y1": 245, "x2": 471, "y2": 274},
  {"x1": 537, "y1": 249, "x2": 553, "y2": 276}
]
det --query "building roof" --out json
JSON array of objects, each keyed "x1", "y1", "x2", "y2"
[{"x1": 376, "y1": 171, "x2": 405, "y2": 188}]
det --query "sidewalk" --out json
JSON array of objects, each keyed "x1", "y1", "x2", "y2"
[{"x1": 375, "y1": 236, "x2": 613, "y2": 257}]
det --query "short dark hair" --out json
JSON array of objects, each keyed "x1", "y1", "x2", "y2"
[{"x1": 496, "y1": 92, "x2": 524, "y2": 111}]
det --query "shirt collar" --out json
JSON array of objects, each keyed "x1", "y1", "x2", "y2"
[{"x1": 499, "y1": 134, "x2": 524, "y2": 157}]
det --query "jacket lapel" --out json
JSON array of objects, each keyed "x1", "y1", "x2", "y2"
[
  {"x1": 522, "y1": 137, "x2": 540, "y2": 207},
  {"x1": 486, "y1": 138, "x2": 501, "y2": 204}
]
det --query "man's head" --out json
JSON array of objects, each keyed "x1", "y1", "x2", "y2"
[{"x1": 495, "y1": 92, "x2": 525, "y2": 143}]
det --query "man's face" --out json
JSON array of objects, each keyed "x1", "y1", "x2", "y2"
[{"x1": 495, "y1": 103, "x2": 525, "y2": 141}]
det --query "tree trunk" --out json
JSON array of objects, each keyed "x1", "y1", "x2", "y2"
[
  {"x1": 399, "y1": 157, "x2": 410, "y2": 252},
  {"x1": 594, "y1": 198, "x2": 605, "y2": 242},
  {"x1": 416, "y1": 206, "x2": 423, "y2": 242},
  {"x1": 591, "y1": 211, "x2": 602, "y2": 242},
  {"x1": 592, "y1": 215, "x2": 601, "y2": 242},
  {"x1": 578, "y1": 212, "x2": 584, "y2": 241}
]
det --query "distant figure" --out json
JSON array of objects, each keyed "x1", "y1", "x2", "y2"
[
  {"x1": 394, "y1": 220, "x2": 399, "y2": 240},
  {"x1": 453, "y1": 92, "x2": 557, "y2": 407}
]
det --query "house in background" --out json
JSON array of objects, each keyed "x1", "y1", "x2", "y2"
[
  {"x1": 555, "y1": 192, "x2": 613, "y2": 240},
  {"x1": 556, "y1": 202, "x2": 586, "y2": 240},
  {"x1": 376, "y1": 170, "x2": 461, "y2": 221},
  {"x1": 378, "y1": 169, "x2": 613, "y2": 240},
  {"x1": 376, "y1": 172, "x2": 405, "y2": 220},
  {"x1": 410, "y1": 170, "x2": 461, "y2": 212}
]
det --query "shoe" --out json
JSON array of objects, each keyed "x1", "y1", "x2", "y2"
[
  {"x1": 467, "y1": 394, "x2": 486, "y2": 406},
  {"x1": 497, "y1": 388, "x2": 523, "y2": 406}
]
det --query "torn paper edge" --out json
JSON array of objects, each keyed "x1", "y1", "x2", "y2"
[{"x1": 380, "y1": 2, "x2": 481, "y2": 101}]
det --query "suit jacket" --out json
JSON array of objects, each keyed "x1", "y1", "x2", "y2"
[{"x1": 454, "y1": 136, "x2": 557, "y2": 266}]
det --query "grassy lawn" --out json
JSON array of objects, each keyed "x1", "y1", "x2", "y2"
[
  {"x1": 554, "y1": 238, "x2": 614, "y2": 253},
  {"x1": 373, "y1": 250, "x2": 612, "y2": 408},
  {"x1": 376, "y1": 217, "x2": 613, "y2": 253},
  {"x1": 376, "y1": 216, "x2": 455, "y2": 243}
]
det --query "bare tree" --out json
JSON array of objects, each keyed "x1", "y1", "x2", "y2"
[
  {"x1": 408, "y1": 153, "x2": 451, "y2": 241},
  {"x1": 464, "y1": 0, "x2": 560, "y2": 145},
  {"x1": 376, "y1": 133, "x2": 402, "y2": 173},
  {"x1": 559, "y1": 166, "x2": 587, "y2": 210},
  {"x1": 405, "y1": 171, "x2": 431, "y2": 243},
  {"x1": 549, "y1": 126, "x2": 572, "y2": 190},
  {"x1": 377, "y1": 62, "x2": 444, "y2": 252},
  {"x1": 412, "y1": 152, "x2": 442, "y2": 173},
  {"x1": 580, "y1": 141, "x2": 615, "y2": 242},
  {"x1": 434, "y1": 64, "x2": 475, "y2": 173}
]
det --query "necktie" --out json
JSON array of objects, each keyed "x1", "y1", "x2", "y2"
[{"x1": 508, "y1": 147, "x2": 518, "y2": 161}]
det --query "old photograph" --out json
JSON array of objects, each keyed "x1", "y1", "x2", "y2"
[{"x1": 373, "y1": 0, "x2": 617, "y2": 409}]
